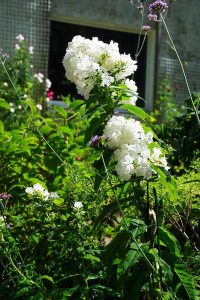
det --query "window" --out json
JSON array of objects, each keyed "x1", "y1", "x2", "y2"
[{"x1": 48, "y1": 21, "x2": 148, "y2": 107}]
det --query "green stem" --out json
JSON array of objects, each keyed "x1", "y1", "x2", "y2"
[
  {"x1": 161, "y1": 15, "x2": 200, "y2": 127},
  {"x1": 153, "y1": 187, "x2": 163, "y2": 297}
]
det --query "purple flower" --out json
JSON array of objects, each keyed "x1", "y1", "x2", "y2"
[
  {"x1": 142, "y1": 25, "x2": 151, "y2": 32},
  {"x1": 147, "y1": 13, "x2": 158, "y2": 21},
  {"x1": 0, "y1": 193, "x2": 12, "y2": 200},
  {"x1": 88, "y1": 135, "x2": 102, "y2": 148},
  {"x1": 149, "y1": 0, "x2": 168, "y2": 14}
]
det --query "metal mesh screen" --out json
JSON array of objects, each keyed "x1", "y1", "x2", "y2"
[
  {"x1": 0, "y1": 0, "x2": 51, "y2": 78},
  {"x1": 158, "y1": 57, "x2": 200, "y2": 105}
]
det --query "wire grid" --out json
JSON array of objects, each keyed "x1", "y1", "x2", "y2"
[
  {"x1": 0, "y1": 0, "x2": 51, "y2": 82},
  {"x1": 157, "y1": 57, "x2": 200, "y2": 106}
]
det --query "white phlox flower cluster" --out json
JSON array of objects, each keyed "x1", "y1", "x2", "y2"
[
  {"x1": 25, "y1": 183, "x2": 59, "y2": 201},
  {"x1": 34, "y1": 72, "x2": 44, "y2": 83},
  {"x1": 104, "y1": 115, "x2": 168, "y2": 180},
  {"x1": 73, "y1": 201, "x2": 83, "y2": 210},
  {"x1": 15, "y1": 34, "x2": 25, "y2": 51},
  {"x1": 122, "y1": 79, "x2": 138, "y2": 106},
  {"x1": 63, "y1": 35, "x2": 137, "y2": 99}
]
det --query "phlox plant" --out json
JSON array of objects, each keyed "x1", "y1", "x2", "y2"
[{"x1": 0, "y1": 2, "x2": 199, "y2": 300}]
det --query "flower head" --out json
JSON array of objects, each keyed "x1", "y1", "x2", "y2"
[
  {"x1": 142, "y1": 25, "x2": 151, "y2": 32},
  {"x1": 74, "y1": 201, "x2": 83, "y2": 210},
  {"x1": 149, "y1": 0, "x2": 168, "y2": 14},
  {"x1": 29, "y1": 46, "x2": 34, "y2": 54},
  {"x1": 104, "y1": 115, "x2": 168, "y2": 180},
  {"x1": 63, "y1": 35, "x2": 137, "y2": 98},
  {"x1": 16, "y1": 34, "x2": 24, "y2": 42},
  {"x1": 25, "y1": 183, "x2": 59, "y2": 202},
  {"x1": 0, "y1": 193, "x2": 12, "y2": 200},
  {"x1": 88, "y1": 135, "x2": 102, "y2": 148}
]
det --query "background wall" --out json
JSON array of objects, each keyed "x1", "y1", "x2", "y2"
[
  {"x1": 0, "y1": 0, "x2": 51, "y2": 77},
  {"x1": 157, "y1": 0, "x2": 200, "y2": 104}
]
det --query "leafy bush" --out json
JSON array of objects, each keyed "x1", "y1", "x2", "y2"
[{"x1": 0, "y1": 32, "x2": 199, "y2": 300}]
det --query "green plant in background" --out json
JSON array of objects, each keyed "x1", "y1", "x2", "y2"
[{"x1": 153, "y1": 79, "x2": 181, "y2": 124}]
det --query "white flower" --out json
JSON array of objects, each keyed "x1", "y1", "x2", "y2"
[
  {"x1": 10, "y1": 108, "x2": 15, "y2": 113},
  {"x1": 34, "y1": 73, "x2": 44, "y2": 83},
  {"x1": 74, "y1": 201, "x2": 83, "y2": 209},
  {"x1": 150, "y1": 147, "x2": 169, "y2": 170},
  {"x1": 16, "y1": 34, "x2": 24, "y2": 42},
  {"x1": 121, "y1": 79, "x2": 138, "y2": 106},
  {"x1": 15, "y1": 44, "x2": 20, "y2": 50},
  {"x1": 29, "y1": 46, "x2": 34, "y2": 54},
  {"x1": 18, "y1": 105, "x2": 22, "y2": 110},
  {"x1": 25, "y1": 183, "x2": 58, "y2": 202},
  {"x1": 49, "y1": 192, "x2": 59, "y2": 199},
  {"x1": 36, "y1": 104, "x2": 42, "y2": 110},
  {"x1": 63, "y1": 35, "x2": 137, "y2": 98},
  {"x1": 45, "y1": 79, "x2": 51, "y2": 91},
  {"x1": 25, "y1": 187, "x2": 34, "y2": 195},
  {"x1": 104, "y1": 115, "x2": 168, "y2": 180},
  {"x1": 9, "y1": 102, "x2": 14, "y2": 107},
  {"x1": 3, "y1": 82, "x2": 8, "y2": 87}
]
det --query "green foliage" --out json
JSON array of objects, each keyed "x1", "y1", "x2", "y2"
[{"x1": 0, "y1": 36, "x2": 199, "y2": 300}]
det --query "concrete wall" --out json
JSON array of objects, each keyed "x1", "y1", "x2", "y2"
[
  {"x1": 51, "y1": 0, "x2": 200, "y2": 106},
  {"x1": 51, "y1": 0, "x2": 143, "y2": 32},
  {"x1": 156, "y1": 0, "x2": 200, "y2": 104}
]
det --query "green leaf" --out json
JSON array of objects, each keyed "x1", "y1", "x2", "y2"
[
  {"x1": 0, "y1": 120, "x2": 4, "y2": 133},
  {"x1": 40, "y1": 275, "x2": 54, "y2": 284},
  {"x1": 0, "y1": 98, "x2": 10, "y2": 110},
  {"x1": 119, "y1": 104, "x2": 151, "y2": 121},
  {"x1": 159, "y1": 226, "x2": 181, "y2": 257},
  {"x1": 104, "y1": 230, "x2": 131, "y2": 265},
  {"x1": 14, "y1": 287, "x2": 30, "y2": 298},
  {"x1": 148, "y1": 248, "x2": 173, "y2": 282},
  {"x1": 55, "y1": 106, "x2": 68, "y2": 118},
  {"x1": 53, "y1": 198, "x2": 64, "y2": 206},
  {"x1": 174, "y1": 260, "x2": 196, "y2": 300},
  {"x1": 84, "y1": 254, "x2": 100, "y2": 262},
  {"x1": 40, "y1": 124, "x2": 53, "y2": 135},
  {"x1": 84, "y1": 114, "x2": 107, "y2": 145},
  {"x1": 151, "y1": 163, "x2": 177, "y2": 201},
  {"x1": 123, "y1": 261, "x2": 148, "y2": 300}
]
